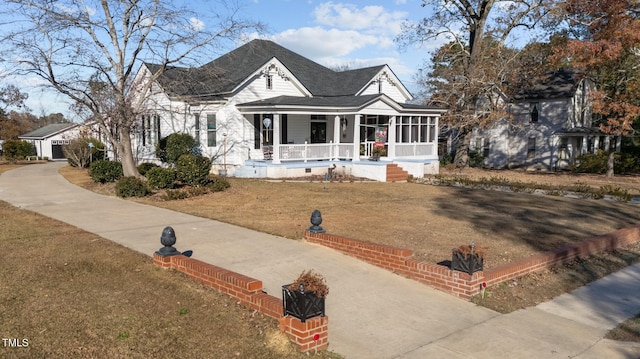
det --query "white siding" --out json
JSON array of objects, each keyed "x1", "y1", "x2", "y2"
[
  {"x1": 472, "y1": 98, "x2": 570, "y2": 170},
  {"x1": 361, "y1": 100, "x2": 397, "y2": 116},
  {"x1": 234, "y1": 70, "x2": 307, "y2": 104},
  {"x1": 357, "y1": 68, "x2": 411, "y2": 103},
  {"x1": 359, "y1": 82, "x2": 407, "y2": 103}
]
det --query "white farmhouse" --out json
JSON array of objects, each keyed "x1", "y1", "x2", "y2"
[{"x1": 132, "y1": 39, "x2": 446, "y2": 181}]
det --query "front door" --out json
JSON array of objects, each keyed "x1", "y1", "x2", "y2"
[{"x1": 310, "y1": 122, "x2": 326, "y2": 143}]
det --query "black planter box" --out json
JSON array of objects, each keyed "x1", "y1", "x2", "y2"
[
  {"x1": 282, "y1": 285, "x2": 325, "y2": 323},
  {"x1": 451, "y1": 250, "x2": 484, "y2": 275}
]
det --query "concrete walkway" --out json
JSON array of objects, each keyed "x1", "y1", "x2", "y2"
[{"x1": 1, "y1": 162, "x2": 640, "y2": 358}]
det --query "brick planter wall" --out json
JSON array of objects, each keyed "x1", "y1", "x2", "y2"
[
  {"x1": 153, "y1": 253, "x2": 328, "y2": 352},
  {"x1": 279, "y1": 315, "x2": 329, "y2": 352},
  {"x1": 305, "y1": 225, "x2": 640, "y2": 299}
]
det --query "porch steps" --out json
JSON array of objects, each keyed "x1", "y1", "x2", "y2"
[{"x1": 386, "y1": 164, "x2": 409, "y2": 182}]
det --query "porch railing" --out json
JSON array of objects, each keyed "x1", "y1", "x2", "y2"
[
  {"x1": 395, "y1": 143, "x2": 436, "y2": 157},
  {"x1": 274, "y1": 141, "x2": 436, "y2": 161},
  {"x1": 278, "y1": 142, "x2": 353, "y2": 162}
]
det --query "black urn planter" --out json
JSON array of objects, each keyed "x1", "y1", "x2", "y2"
[
  {"x1": 282, "y1": 284, "x2": 325, "y2": 323},
  {"x1": 451, "y1": 250, "x2": 484, "y2": 275}
]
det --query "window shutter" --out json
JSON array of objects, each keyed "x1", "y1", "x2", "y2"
[
  {"x1": 254, "y1": 114, "x2": 261, "y2": 149},
  {"x1": 281, "y1": 115, "x2": 288, "y2": 144}
]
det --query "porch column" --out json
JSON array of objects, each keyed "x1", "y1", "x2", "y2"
[
  {"x1": 581, "y1": 136, "x2": 588, "y2": 155},
  {"x1": 353, "y1": 114, "x2": 361, "y2": 161},
  {"x1": 594, "y1": 136, "x2": 600, "y2": 153},
  {"x1": 615, "y1": 136, "x2": 621, "y2": 152},
  {"x1": 388, "y1": 116, "x2": 397, "y2": 159},
  {"x1": 333, "y1": 116, "x2": 341, "y2": 143},
  {"x1": 273, "y1": 114, "x2": 281, "y2": 164},
  {"x1": 333, "y1": 115, "x2": 341, "y2": 160}
]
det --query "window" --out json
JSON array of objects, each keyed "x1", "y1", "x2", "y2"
[
  {"x1": 141, "y1": 115, "x2": 154, "y2": 146},
  {"x1": 154, "y1": 115, "x2": 161, "y2": 143},
  {"x1": 361, "y1": 115, "x2": 389, "y2": 143},
  {"x1": 310, "y1": 115, "x2": 326, "y2": 121},
  {"x1": 141, "y1": 115, "x2": 147, "y2": 146},
  {"x1": 530, "y1": 102, "x2": 539, "y2": 123},
  {"x1": 266, "y1": 75, "x2": 273, "y2": 90},
  {"x1": 527, "y1": 137, "x2": 536, "y2": 160},
  {"x1": 207, "y1": 114, "x2": 216, "y2": 147},
  {"x1": 395, "y1": 116, "x2": 436, "y2": 143},
  {"x1": 483, "y1": 138, "x2": 490, "y2": 158},
  {"x1": 194, "y1": 113, "x2": 200, "y2": 144},
  {"x1": 427, "y1": 117, "x2": 438, "y2": 143}
]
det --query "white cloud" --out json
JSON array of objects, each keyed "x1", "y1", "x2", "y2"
[
  {"x1": 189, "y1": 17, "x2": 205, "y2": 31},
  {"x1": 54, "y1": 3, "x2": 78, "y2": 15},
  {"x1": 84, "y1": 6, "x2": 96, "y2": 16},
  {"x1": 313, "y1": 2, "x2": 407, "y2": 35},
  {"x1": 395, "y1": 0, "x2": 407, "y2": 4},
  {"x1": 270, "y1": 27, "x2": 379, "y2": 58}
]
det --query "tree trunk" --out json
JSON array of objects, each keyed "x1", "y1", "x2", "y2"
[
  {"x1": 606, "y1": 150, "x2": 615, "y2": 178},
  {"x1": 453, "y1": 127, "x2": 472, "y2": 169},
  {"x1": 118, "y1": 126, "x2": 140, "y2": 178}
]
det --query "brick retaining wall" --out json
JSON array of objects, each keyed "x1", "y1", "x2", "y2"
[
  {"x1": 153, "y1": 253, "x2": 328, "y2": 352},
  {"x1": 305, "y1": 225, "x2": 640, "y2": 299}
]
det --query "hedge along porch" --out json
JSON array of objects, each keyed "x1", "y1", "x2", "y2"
[
  {"x1": 152, "y1": 227, "x2": 328, "y2": 353},
  {"x1": 304, "y1": 222, "x2": 640, "y2": 299}
]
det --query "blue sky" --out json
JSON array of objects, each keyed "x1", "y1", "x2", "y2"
[
  {"x1": 11, "y1": 0, "x2": 444, "y2": 120},
  {"x1": 241, "y1": 0, "x2": 431, "y2": 77},
  {"x1": 6, "y1": 0, "x2": 550, "y2": 120}
]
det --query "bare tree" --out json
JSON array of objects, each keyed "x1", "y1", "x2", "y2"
[
  {"x1": 0, "y1": 85, "x2": 29, "y2": 139},
  {"x1": 399, "y1": 0, "x2": 556, "y2": 167},
  {"x1": 0, "y1": 85, "x2": 28, "y2": 114},
  {"x1": 1, "y1": 0, "x2": 261, "y2": 177}
]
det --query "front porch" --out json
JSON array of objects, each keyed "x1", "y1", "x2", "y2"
[{"x1": 230, "y1": 93, "x2": 446, "y2": 181}]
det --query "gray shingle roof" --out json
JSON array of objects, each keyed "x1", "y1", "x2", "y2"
[
  {"x1": 148, "y1": 39, "x2": 387, "y2": 98},
  {"x1": 514, "y1": 68, "x2": 585, "y2": 100},
  {"x1": 19, "y1": 123, "x2": 77, "y2": 139}
]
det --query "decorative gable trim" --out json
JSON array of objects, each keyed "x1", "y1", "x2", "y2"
[
  {"x1": 356, "y1": 65, "x2": 413, "y2": 101},
  {"x1": 234, "y1": 57, "x2": 313, "y2": 97}
]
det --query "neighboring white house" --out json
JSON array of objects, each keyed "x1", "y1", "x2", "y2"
[
  {"x1": 131, "y1": 39, "x2": 446, "y2": 181},
  {"x1": 19, "y1": 123, "x2": 80, "y2": 160},
  {"x1": 470, "y1": 68, "x2": 620, "y2": 170}
]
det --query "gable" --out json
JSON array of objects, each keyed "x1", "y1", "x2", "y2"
[
  {"x1": 357, "y1": 66, "x2": 413, "y2": 102},
  {"x1": 513, "y1": 68, "x2": 586, "y2": 101},
  {"x1": 232, "y1": 57, "x2": 311, "y2": 103},
  {"x1": 360, "y1": 98, "x2": 398, "y2": 115}
]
